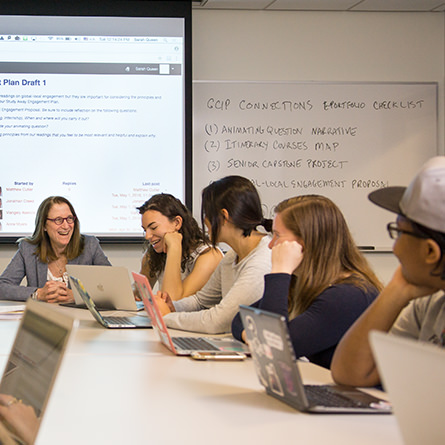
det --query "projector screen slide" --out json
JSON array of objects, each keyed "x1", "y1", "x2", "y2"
[{"x1": 0, "y1": 5, "x2": 191, "y2": 242}]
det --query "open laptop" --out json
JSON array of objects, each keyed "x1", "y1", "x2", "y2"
[
  {"x1": 239, "y1": 305, "x2": 392, "y2": 414},
  {"x1": 0, "y1": 299, "x2": 78, "y2": 444},
  {"x1": 132, "y1": 271, "x2": 249, "y2": 355},
  {"x1": 66, "y1": 265, "x2": 143, "y2": 311},
  {"x1": 70, "y1": 276, "x2": 152, "y2": 329},
  {"x1": 370, "y1": 330, "x2": 445, "y2": 444}
]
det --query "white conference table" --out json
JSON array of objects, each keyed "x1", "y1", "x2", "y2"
[{"x1": 0, "y1": 303, "x2": 404, "y2": 445}]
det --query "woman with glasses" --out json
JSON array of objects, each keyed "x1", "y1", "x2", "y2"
[
  {"x1": 0, "y1": 196, "x2": 111, "y2": 302},
  {"x1": 232, "y1": 194, "x2": 382, "y2": 369}
]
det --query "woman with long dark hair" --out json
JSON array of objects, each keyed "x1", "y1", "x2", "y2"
[
  {"x1": 137, "y1": 193, "x2": 223, "y2": 301},
  {"x1": 155, "y1": 176, "x2": 272, "y2": 334}
]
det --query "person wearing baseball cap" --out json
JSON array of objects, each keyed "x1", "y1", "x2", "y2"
[{"x1": 331, "y1": 156, "x2": 445, "y2": 387}]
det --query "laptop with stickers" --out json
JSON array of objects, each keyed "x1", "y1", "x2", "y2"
[
  {"x1": 239, "y1": 305, "x2": 392, "y2": 414},
  {"x1": 132, "y1": 271, "x2": 248, "y2": 355}
]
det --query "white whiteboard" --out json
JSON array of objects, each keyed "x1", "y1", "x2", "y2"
[{"x1": 193, "y1": 81, "x2": 438, "y2": 250}]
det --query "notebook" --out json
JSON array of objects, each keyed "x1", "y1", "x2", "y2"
[
  {"x1": 0, "y1": 299, "x2": 78, "y2": 444},
  {"x1": 239, "y1": 305, "x2": 392, "y2": 414},
  {"x1": 66, "y1": 265, "x2": 143, "y2": 311},
  {"x1": 70, "y1": 276, "x2": 152, "y2": 329},
  {"x1": 132, "y1": 271, "x2": 249, "y2": 355},
  {"x1": 370, "y1": 330, "x2": 445, "y2": 445}
]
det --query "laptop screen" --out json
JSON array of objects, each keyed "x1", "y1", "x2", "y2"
[{"x1": 0, "y1": 302, "x2": 74, "y2": 417}]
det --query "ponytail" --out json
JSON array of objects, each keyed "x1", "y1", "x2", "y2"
[{"x1": 259, "y1": 217, "x2": 273, "y2": 233}]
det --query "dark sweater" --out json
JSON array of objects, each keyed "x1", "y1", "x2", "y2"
[{"x1": 232, "y1": 273, "x2": 378, "y2": 369}]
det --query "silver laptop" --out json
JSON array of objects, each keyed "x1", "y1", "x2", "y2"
[
  {"x1": 70, "y1": 276, "x2": 152, "y2": 329},
  {"x1": 239, "y1": 305, "x2": 392, "y2": 414},
  {"x1": 132, "y1": 271, "x2": 249, "y2": 355},
  {"x1": 370, "y1": 330, "x2": 445, "y2": 445},
  {"x1": 0, "y1": 299, "x2": 78, "y2": 444},
  {"x1": 66, "y1": 265, "x2": 143, "y2": 311}
]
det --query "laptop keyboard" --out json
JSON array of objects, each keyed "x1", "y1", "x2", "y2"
[
  {"x1": 172, "y1": 337, "x2": 219, "y2": 351},
  {"x1": 304, "y1": 385, "x2": 368, "y2": 408},
  {"x1": 105, "y1": 316, "x2": 134, "y2": 326}
]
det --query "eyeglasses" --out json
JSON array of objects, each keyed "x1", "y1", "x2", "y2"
[
  {"x1": 46, "y1": 216, "x2": 76, "y2": 225},
  {"x1": 386, "y1": 222, "x2": 429, "y2": 240}
]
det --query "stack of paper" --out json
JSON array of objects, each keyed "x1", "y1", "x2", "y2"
[{"x1": 0, "y1": 303, "x2": 26, "y2": 320}]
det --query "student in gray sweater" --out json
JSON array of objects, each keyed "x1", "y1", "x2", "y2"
[{"x1": 154, "y1": 176, "x2": 272, "y2": 334}]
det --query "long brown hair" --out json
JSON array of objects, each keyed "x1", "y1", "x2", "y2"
[
  {"x1": 24, "y1": 196, "x2": 84, "y2": 262},
  {"x1": 137, "y1": 193, "x2": 209, "y2": 280},
  {"x1": 275, "y1": 195, "x2": 382, "y2": 317}
]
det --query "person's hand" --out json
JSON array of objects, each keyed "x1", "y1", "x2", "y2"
[
  {"x1": 0, "y1": 394, "x2": 39, "y2": 445},
  {"x1": 132, "y1": 283, "x2": 142, "y2": 301},
  {"x1": 386, "y1": 265, "x2": 440, "y2": 305},
  {"x1": 163, "y1": 231, "x2": 182, "y2": 254},
  {"x1": 154, "y1": 291, "x2": 176, "y2": 316},
  {"x1": 271, "y1": 240, "x2": 303, "y2": 274},
  {"x1": 160, "y1": 291, "x2": 175, "y2": 311},
  {"x1": 36, "y1": 281, "x2": 75, "y2": 304}
]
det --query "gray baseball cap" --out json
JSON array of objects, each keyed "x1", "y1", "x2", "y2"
[{"x1": 368, "y1": 156, "x2": 445, "y2": 233}]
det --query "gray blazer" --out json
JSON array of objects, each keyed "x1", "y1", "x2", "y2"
[{"x1": 0, "y1": 235, "x2": 111, "y2": 301}]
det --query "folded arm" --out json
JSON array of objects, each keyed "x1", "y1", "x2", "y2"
[{"x1": 331, "y1": 266, "x2": 437, "y2": 387}]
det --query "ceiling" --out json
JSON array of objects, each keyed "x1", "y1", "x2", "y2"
[{"x1": 192, "y1": 0, "x2": 445, "y2": 12}]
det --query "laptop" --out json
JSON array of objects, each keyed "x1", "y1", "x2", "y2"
[
  {"x1": 70, "y1": 276, "x2": 152, "y2": 329},
  {"x1": 132, "y1": 271, "x2": 249, "y2": 355},
  {"x1": 239, "y1": 305, "x2": 392, "y2": 414},
  {"x1": 370, "y1": 330, "x2": 445, "y2": 445},
  {"x1": 66, "y1": 265, "x2": 143, "y2": 311},
  {"x1": 0, "y1": 299, "x2": 78, "y2": 444}
]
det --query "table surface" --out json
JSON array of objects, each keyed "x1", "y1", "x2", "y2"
[{"x1": 0, "y1": 301, "x2": 404, "y2": 445}]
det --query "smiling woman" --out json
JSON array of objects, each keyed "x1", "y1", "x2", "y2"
[
  {"x1": 137, "y1": 193, "x2": 223, "y2": 301},
  {"x1": 0, "y1": 196, "x2": 111, "y2": 302}
]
